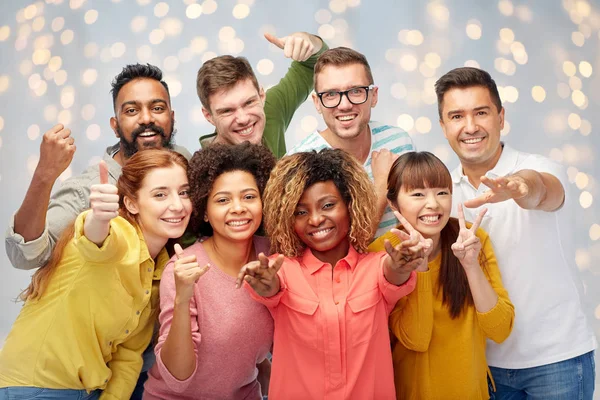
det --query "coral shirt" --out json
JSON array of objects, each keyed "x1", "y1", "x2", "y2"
[{"x1": 247, "y1": 246, "x2": 416, "y2": 400}]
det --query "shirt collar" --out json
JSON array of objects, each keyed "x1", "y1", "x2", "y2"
[
  {"x1": 300, "y1": 245, "x2": 360, "y2": 274},
  {"x1": 451, "y1": 142, "x2": 519, "y2": 184},
  {"x1": 134, "y1": 222, "x2": 169, "y2": 280}
]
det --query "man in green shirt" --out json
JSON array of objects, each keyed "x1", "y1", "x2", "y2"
[{"x1": 197, "y1": 31, "x2": 327, "y2": 158}]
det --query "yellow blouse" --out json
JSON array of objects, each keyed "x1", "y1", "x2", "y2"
[
  {"x1": 369, "y1": 226, "x2": 514, "y2": 400},
  {"x1": 0, "y1": 210, "x2": 169, "y2": 400}
]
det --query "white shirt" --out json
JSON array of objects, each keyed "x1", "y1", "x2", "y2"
[{"x1": 451, "y1": 143, "x2": 596, "y2": 369}]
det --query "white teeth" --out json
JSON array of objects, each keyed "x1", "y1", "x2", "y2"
[
  {"x1": 419, "y1": 215, "x2": 440, "y2": 223},
  {"x1": 163, "y1": 218, "x2": 183, "y2": 223},
  {"x1": 237, "y1": 126, "x2": 253, "y2": 135},
  {"x1": 463, "y1": 137, "x2": 483, "y2": 144},
  {"x1": 227, "y1": 220, "x2": 251, "y2": 227},
  {"x1": 139, "y1": 131, "x2": 157, "y2": 137},
  {"x1": 310, "y1": 228, "x2": 332, "y2": 237},
  {"x1": 337, "y1": 115, "x2": 356, "y2": 121}
]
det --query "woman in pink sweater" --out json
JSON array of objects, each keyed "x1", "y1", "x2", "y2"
[{"x1": 143, "y1": 143, "x2": 276, "y2": 400}]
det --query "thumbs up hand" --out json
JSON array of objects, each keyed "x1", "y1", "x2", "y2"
[
  {"x1": 264, "y1": 32, "x2": 322, "y2": 62},
  {"x1": 173, "y1": 244, "x2": 210, "y2": 303},
  {"x1": 89, "y1": 160, "x2": 119, "y2": 222},
  {"x1": 84, "y1": 161, "x2": 120, "y2": 246}
]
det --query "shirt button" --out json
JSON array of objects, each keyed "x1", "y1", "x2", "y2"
[
  {"x1": 335, "y1": 277, "x2": 341, "y2": 283},
  {"x1": 104, "y1": 379, "x2": 108, "y2": 383},
  {"x1": 146, "y1": 290, "x2": 150, "y2": 295},
  {"x1": 136, "y1": 310, "x2": 140, "y2": 315},
  {"x1": 334, "y1": 301, "x2": 339, "y2": 305},
  {"x1": 148, "y1": 268, "x2": 152, "y2": 272},
  {"x1": 125, "y1": 329, "x2": 129, "y2": 334},
  {"x1": 108, "y1": 341, "x2": 112, "y2": 346}
]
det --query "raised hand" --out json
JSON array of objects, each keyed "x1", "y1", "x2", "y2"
[
  {"x1": 371, "y1": 149, "x2": 398, "y2": 187},
  {"x1": 451, "y1": 204, "x2": 487, "y2": 270},
  {"x1": 236, "y1": 253, "x2": 284, "y2": 297},
  {"x1": 464, "y1": 175, "x2": 529, "y2": 208},
  {"x1": 173, "y1": 244, "x2": 210, "y2": 303},
  {"x1": 264, "y1": 32, "x2": 322, "y2": 62},
  {"x1": 89, "y1": 161, "x2": 119, "y2": 222},
  {"x1": 37, "y1": 124, "x2": 76, "y2": 181},
  {"x1": 385, "y1": 211, "x2": 433, "y2": 274},
  {"x1": 84, "y1": 161, "x2": 120, "y2": 245}
]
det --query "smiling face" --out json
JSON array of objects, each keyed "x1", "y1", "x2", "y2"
[
  {"x1": 293, "y1": 181, "x2": 350, "y2": 264},
  {"x1": 110, "y1": 78, "x2": 175, "y2": 159},
  {"x1": 205, "y1": 170, "x2": 263, "y2": 243},
  {"x1": 203, "y1": 78, "x2": 266, "y2": 146},
  {"x1": 312, "y1": 63, "x2": 378, "y2": 142},
  {"x1": 394, "y1": 185, "x2": 452, "y2": 243},
  {"x1": 125, "y1": 164, "x2": 192, "y2": 250},
  {"x1": 439, "y1": 85, "x2": 504, "y2": 171}
]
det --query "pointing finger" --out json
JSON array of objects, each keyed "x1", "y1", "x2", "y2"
[{"x1": 264, "y1": 32, "x2": 285, "y2": 49}]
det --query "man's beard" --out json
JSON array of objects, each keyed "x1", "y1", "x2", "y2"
[{"x1": 117, "y1": 120, "x2": 176, "y2": 159}]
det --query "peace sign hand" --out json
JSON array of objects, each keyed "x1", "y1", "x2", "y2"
[
  {"x1": 385, "y1": 211, "x2": 434, "y2": 274},
  {"x1": 236, "y1": 253, "x2": 284, "y2": 298},
  {"x1": 451, "y1": 204, "x2": 487, "y2": 270}
]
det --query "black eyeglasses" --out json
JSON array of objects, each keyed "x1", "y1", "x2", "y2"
[{"x1": 316, "y1": 85, "x2": 374, "y2": 108}]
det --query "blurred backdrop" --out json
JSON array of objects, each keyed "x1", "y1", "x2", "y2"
[{"x1": 0, "y1": 0, "x2": 599, "y2": 390}]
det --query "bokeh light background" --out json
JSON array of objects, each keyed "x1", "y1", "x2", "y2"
[{"x1": 1, "y1": 0, "x2": 599, "y2": 389}]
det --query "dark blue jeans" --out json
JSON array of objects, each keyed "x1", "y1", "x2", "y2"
[
  {"x1": 489, "y1": 351, "x2": 595, "y2": 400},
  {"x1": 0, "y1": 388, "x2": 101, "y2": 400}
]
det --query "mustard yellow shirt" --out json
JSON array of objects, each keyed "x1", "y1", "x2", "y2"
[
  {"x1": 0, "y1": 210, "x2": 169, "y2": 400},
  {"x1": 369, "y1": 226, "x2": 514, "y2": 400}
]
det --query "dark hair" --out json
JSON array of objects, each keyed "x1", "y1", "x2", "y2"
[
  {"x1": 110, "y1": 63, "x2": 170, "y2": 110},
  {"x1": 434, "y1": 67, "x2": 502, "y2": 120},
  {"x1": 314, "y1": 47, "x2": 374, "y2": 91},
  {"x1": 20, "y1": 149, "x2": 188, "y2": 302},
  {"x1": 387, "y1": 151, "x2": 488, "y2": 318},
  {"x1": 196, "y1": 56, "x2": 260, "y2": 112},
  {"x1": 187, "y1": 142, "x2": 275, "y2": 237},
  {"x1": 263, "y1": 149, "x2": 377, "y2": 256}
]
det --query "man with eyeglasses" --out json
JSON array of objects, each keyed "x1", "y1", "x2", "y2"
[{"x1": 288, "y1": 47, "x2": 414, "y2": 238}]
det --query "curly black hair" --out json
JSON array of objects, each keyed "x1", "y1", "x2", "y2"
[{"x1": 187, "y1": 142, "x2": 276, "y2": 237}]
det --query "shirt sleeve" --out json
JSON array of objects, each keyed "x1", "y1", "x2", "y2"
[
  {"x1": 389, "y1": 270, "x2": 434, "y2": 352},
  {"x1": 4, "y1": 178, "x2": 88, "y2": 270},
  {"x1": 73, "y1": 212, "x2": 135, "y2": 264},
  {"x1": 474, "y1": 228, "x2": 515, "y2": 343},
  {"x1": 378, "y1": 257, "x2": 417, "y2": 313},
  {"x1": 100, "y1": 321, "x2": 154, "y2": 400},
  {"x1": 262, "y1": 40, "x2": 329, "y2": 158},
  {"x1": 154, "y1": 260, "x2": 203, "y2": 393}
]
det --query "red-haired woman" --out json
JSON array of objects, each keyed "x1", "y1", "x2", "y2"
[{"x1": 0, "y1": 149, "x2": 192, "y2": 400}]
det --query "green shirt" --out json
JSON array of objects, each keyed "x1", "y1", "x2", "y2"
[{"x1": 199, "y1": 41, "x2": 329, "y2": 159}]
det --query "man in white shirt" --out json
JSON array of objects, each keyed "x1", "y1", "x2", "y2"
[
  {"x1": 435, "y1": 66, "x2": 596, "y2": 399},
  {"x1": 288, "y1": 47, "x2": 414, "y2": 238}
]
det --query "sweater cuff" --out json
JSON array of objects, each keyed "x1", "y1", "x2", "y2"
[{"x1": 155, "y1": 349, "x2": 199, "y2": 393}]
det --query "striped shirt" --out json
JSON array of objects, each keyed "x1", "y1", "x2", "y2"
[{"x1": 287, "y1": 121, "x2": 415, "y2": 237}]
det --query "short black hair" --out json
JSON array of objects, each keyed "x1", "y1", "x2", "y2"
[
  {"x1": 435, "y1": 67, "x2": 502, "y2": 119},
  {"x1": 187, "y1": 142, "x2": 276, "y2": 237},
  {"x1": 110, "y1": 63, "x2": 170, "y2": 110}
]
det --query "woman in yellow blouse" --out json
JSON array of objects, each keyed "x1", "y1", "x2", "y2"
[
  {"x1": 369, "y1": 151, "x2": 515, "y2": 400},
  {"x1": 0, "y1": 149, "x2": 192, "y2": 400}
]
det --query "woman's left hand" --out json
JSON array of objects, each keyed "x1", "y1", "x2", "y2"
[{"x1": 451, "y1": 204, "x2": 487, "y2": 270}]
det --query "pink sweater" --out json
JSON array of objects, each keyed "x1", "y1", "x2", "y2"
[{"x1": 143, "y1": 237, "x2": 273, "y2": 400}]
